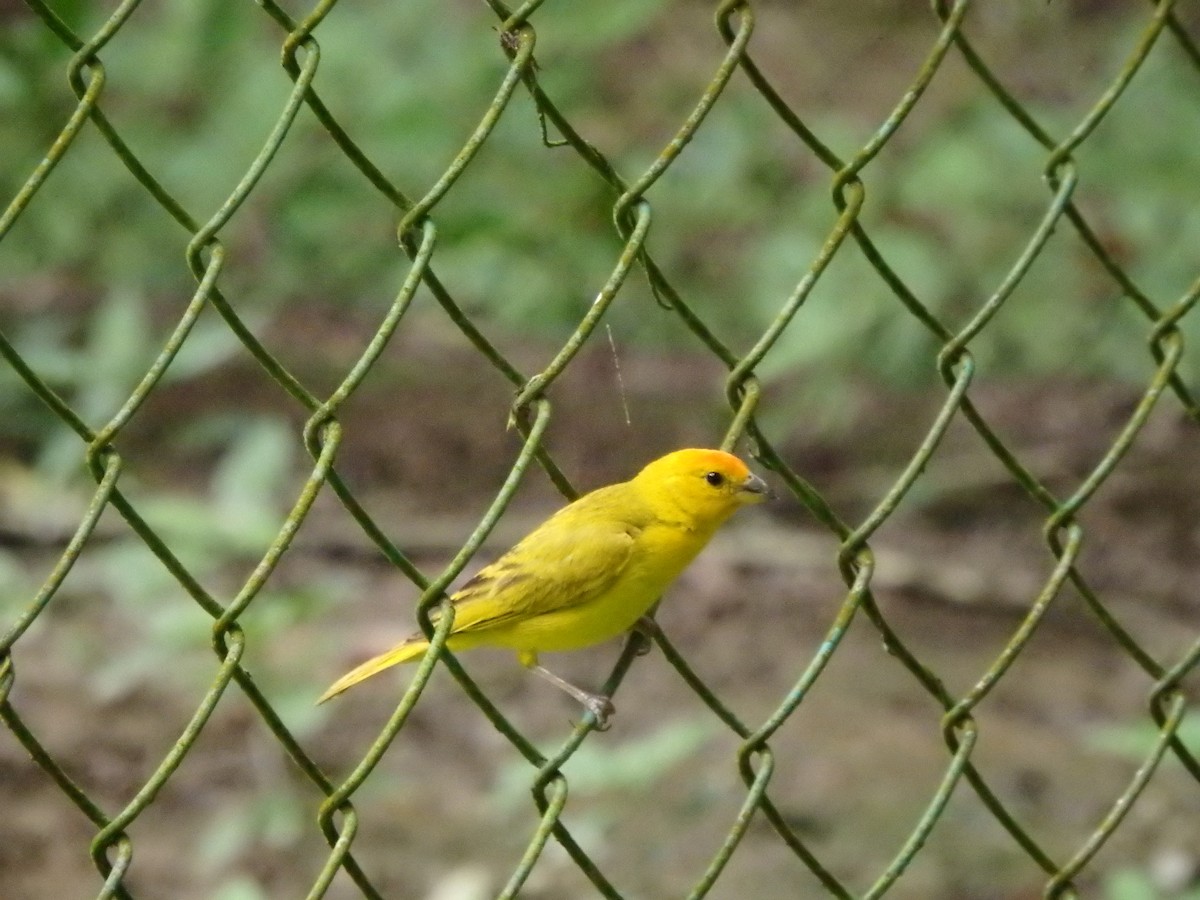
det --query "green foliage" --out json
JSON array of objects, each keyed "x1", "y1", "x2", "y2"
[
  {"x1": 5, "y1": 4, "x2": 1193, "y2": 421},
  {"x1": 490, "y1": 717, "x2": 714, "y2": 812},
  {"x1": 1104, "y1": 866, "x2": 1200, "y2": 900},
  {"x1": 1087, "y1": 718, "x2": 1200, "y2": 761},
  {"x1": 738, "y1": 49, "x2": 1200, "y2": 395},
  {"x1": 210, "y1": 878, "x2": 271, "y2": 900}
]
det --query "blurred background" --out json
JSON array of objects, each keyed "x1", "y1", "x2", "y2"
[{"x1": 2, "y1": 0, "x2": 1199, "y2": 898}]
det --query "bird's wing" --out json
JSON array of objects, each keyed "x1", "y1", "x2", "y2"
[{"x1": 441, "y1": 516, "x2": 638, "y2": 635}]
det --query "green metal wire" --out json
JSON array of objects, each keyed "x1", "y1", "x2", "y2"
[{"x1": 1, "y1": 1, "x2": 1197, "y2": 898}]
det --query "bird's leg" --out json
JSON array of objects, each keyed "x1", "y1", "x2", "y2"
[
  {"x1": 519, "y1": 650, "x2": 614, "y2": 730},
  {"x1": 532, "y1": 665, "x2": 615, "y2": 730},
  {"x1": 625, "y1": 615, "x2": 659, "y2": 657}
]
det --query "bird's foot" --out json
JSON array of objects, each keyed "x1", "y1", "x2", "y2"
[{"x1": 583, "y1": 694, "x2": 616, "y2": 731}]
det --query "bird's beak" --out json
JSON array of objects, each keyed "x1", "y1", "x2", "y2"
[{"x1": 738, "y1": 472, "x2": 773, "y2": 502}]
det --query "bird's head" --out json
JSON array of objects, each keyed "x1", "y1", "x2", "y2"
[{"x1": 632, "y1": 448, "x2": 771, "y2": 528}]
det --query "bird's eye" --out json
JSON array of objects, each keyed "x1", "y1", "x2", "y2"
[{"x1": 704, "y1": 471, "x2": 725, "y2": 487}]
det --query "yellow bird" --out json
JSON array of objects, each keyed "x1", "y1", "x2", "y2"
[{"x1": 319, "y1": 448, "x2": 770, "y2": 726}]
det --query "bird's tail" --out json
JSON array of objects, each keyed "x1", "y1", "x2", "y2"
[{"x1": 317, "y1": 637, "x2": 429, "y2": 703}]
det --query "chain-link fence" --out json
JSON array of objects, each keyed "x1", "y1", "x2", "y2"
[{"x1": 2, "y1": 1, "x2": 1199, "y2": 897}]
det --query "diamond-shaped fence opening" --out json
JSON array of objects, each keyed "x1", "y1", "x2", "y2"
[{"x1": 2, "y1": 1, "x2": 1199, "y2": 898}]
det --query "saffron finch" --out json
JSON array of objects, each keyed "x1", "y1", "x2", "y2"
[{"x1": 319, "y1": 448, "x2": 769, "y2": 726}]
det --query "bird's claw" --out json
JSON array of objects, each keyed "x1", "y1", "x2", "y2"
[{"x1": 584, "y1": 695, "x2": 615, "y2": 731}]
